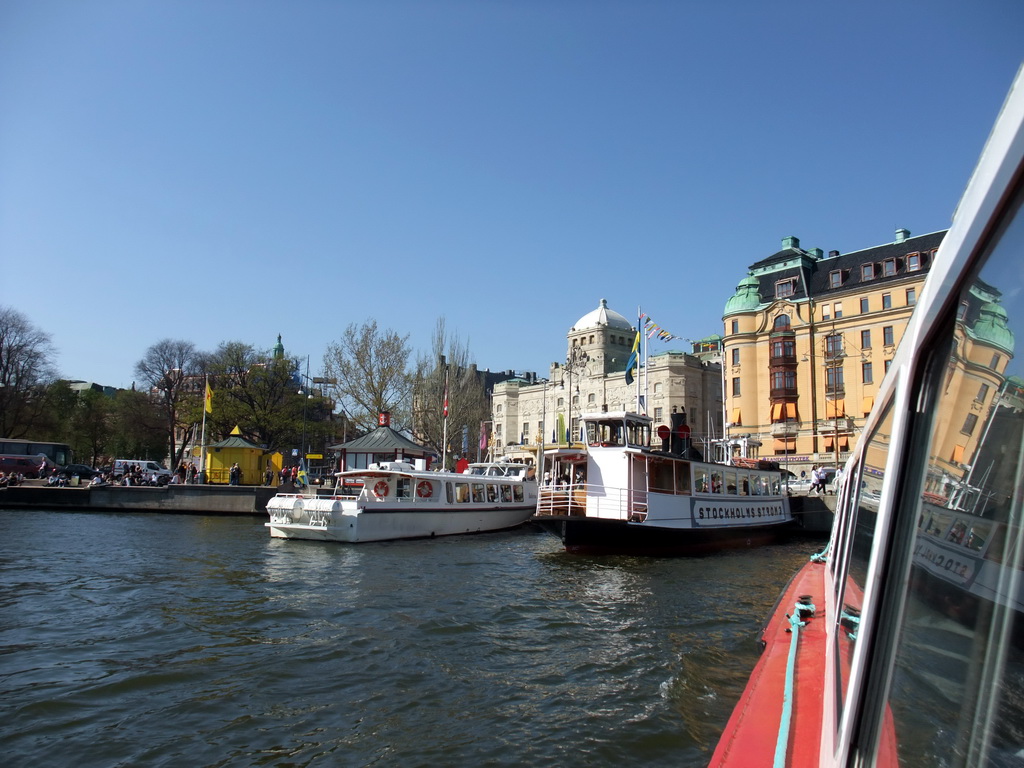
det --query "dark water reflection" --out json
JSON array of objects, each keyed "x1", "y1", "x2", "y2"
[{"x1": 0, "y1": 511, "x2": 819, "y2": 767}]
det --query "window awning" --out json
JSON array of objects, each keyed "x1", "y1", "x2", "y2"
[
  {"x1": 774, "y1": 437, "x2": 795, "y2": 451},
  {"x1": 731, "y1": 408, "x2": 742, "y2": 426},
  {"x1": 825, "y1": 399, "x2": 846, "y2": 418},
  {"x1": 862, "y1": 396, "x2": 875, "y2": 415},
  {"x1": 952, "y1": 444, "x2": 966, "y2": 463},
  {"x1": 771, "y1": 403, "x2": 783, "y2": 421},
  {"x1": 785, "y1": 402, "x2": 797, "y2": 419},
  {"x1": 824, "y1": 437, "x2": 834, "y2": 452}
]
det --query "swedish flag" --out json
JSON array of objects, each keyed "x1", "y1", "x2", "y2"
[{"x1": 625, "y1": 330, "x2": 641, "y2": 385}]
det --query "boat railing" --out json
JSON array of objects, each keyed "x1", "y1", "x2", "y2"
[{"x1": 535, "y1": 482, "x2": 646, "y2": 521}]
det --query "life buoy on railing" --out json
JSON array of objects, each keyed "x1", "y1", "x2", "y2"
[
  {"x1": 416, "y1": 480, "x2": 433, "y2": 498},
  {"x1": 373, "y1": 480, "x2": 389, "y2": 498}
]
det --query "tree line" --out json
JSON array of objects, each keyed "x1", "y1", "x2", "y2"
[{"x1": 0, "y1": 306, "x2": 491, "y2": 470}]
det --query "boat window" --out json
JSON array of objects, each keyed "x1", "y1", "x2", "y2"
[
  {"x1": 710, "y1": 471, "x2": 723, "y2": 494},
  {"x1": 675, "y1": 463, "x2": 691, "y2": 494},
  {"x1": 446, "y1": 482, "x2": 454, "y2": 504},
  {"x1": 858, "y1": 182, "x2": 1024, "y2": 765},
  {"x1": 514, "y1": 485, "x2": 524, "y2": 502},
  {"x1": 472, "y1": 483, "x2": 485, "y2": 503},
  {"x1": 455, "y1": 482, "x2": 470, "y2": 503},
  {"x1": 486, "y1": 484, "x2": 498, "y2": 502},
  {"x1": 500, "y1": 484, "x2": 512, "y2": 502},
  {"x1": 396, "y1": 477, "x2": 411, "y2": 499},
  {"x1": 695, "y1": 468, "x2": 710, "y2": 493},
  {"x1": 649, "y1": 458, "x2": 674, "y2": 493},
  {"x1": 725, "y1": 470, "x2": 738, "y2": 495},
  {"x1": 739, "y1": 475, "x2": 749, "y2": 496}
]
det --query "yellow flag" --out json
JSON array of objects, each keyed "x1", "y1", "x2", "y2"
[{"x1": 205, "y1": 381, "x2": 213, "y2": 414}]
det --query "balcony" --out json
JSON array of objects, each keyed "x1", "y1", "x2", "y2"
[{"x1": 771, "y1": 421, "x2": 800, "y2": 437}]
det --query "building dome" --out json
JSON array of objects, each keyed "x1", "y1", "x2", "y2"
[
  {"x1": 572, "y1": 299, "x2": 633, "y2": 332},
  {"x1": 970, "y1": 302, "x2": 1015, "y2": 354},
  {"x1": 724, "y1": 273, "x2": 763, "y2": 316}
]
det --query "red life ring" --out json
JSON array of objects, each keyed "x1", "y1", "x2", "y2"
[
  {"x1": 373, "y1": 480, "x2": 389, "y2": 498},
  {"x1": 416, "y1": 480, "x2": 433, "y2": 498}
]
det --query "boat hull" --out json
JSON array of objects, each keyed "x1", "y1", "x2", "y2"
[
  {"x1": 536, "y1": 514, "x2": 796, "y2": 556},
  {"x1": 266, "y1": 497, "x2": 536, "y2": 543}
]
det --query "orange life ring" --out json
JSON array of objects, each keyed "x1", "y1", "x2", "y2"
[
  {"x1": 373, "y1": 480, "x2": 389, "y2": 498},
  {"x1": 416, "y1": 480, "x2": 433, "y2": 498}
]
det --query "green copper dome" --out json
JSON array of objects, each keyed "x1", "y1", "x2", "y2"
[
  {"x1": 970, "y1": 302, "x2": 1015, "y2": 354},
  {"x1": 724, "y1": 274, "x2": 762, "y2": 316}
]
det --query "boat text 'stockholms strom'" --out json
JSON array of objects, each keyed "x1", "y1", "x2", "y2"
[
  {"x1": 711, "y1": 67, "x2": 1024, "y2": 767},
  {"x1": 534, "y1": 410, "x2": 794, "y2": 555}
]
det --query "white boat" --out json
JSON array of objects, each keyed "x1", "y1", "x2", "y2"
[
  {"x1": 265, "y1": 460, "x2": 538, "y2": 543},
  {"x1": 534, "y1": 410, "x2": 794, "y2": 555},
  {"x1": 711, "y1": 67, "x2": 1024, "y2": 767}
]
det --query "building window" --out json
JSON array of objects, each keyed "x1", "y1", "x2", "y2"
[
  {"x1": 774, "y1": 314, "x2": 791, "y2": 330},
  {"x1": 860, "y1": 297, "x2": 869, "y2": 313},
  {"x1": 883, "y1": 258, "x2": 897, "y2": 277},
  {"x1": 522, "y1": 422, "x2": 529, "y2": 438},
  {"x1": 961, "y1": 413, "x2": 978, "y2": 436},
  {"x1": 731, "y1": 348, "x2": 740, "y2": 365},
  {"x1": 992, "y1": 354, "x2": 1001, "y2": 371},
  {"x1": 907, "y1": 288, "x2": 917, "y2": 306},
  {"x1": 731, "y1": 319, "x2": 739, "y2": 334},
  {"x1": 771, "y1": 339, "x2": 795, "y2": 359},
  {"x1": 884, "y1": 359, "x2": 893, "y2": 373},
  {"x1": 732, "y1": 377, "x2": 741, "y2": 397},
  {"x1": 775, "y1": 280, "x2": 796, "y2": 298},
  {"x1": 862, "y1": 361, "x2": 873, "y2": 384},
  {"x1": 822, "y1": 305, "x2": 831, "y2": 321},
  {"x1": 496, "y1": 404, "x2": 502, "y2": 414},
  {"x1": 977, "y1": 383, "x2": 990, "y2": 403},
  {"x1": 826, "y1": 366, "x2": 845, "y2": 393},
  {"x1": 861, "y1": 329, "x2": 871, "y2": 349},
  {"x1": 861, "y1": 263, "x2": 875, "y2": 281},
  {"x1": 882, "y1": 293, "x2": 892, "y2": 310},
  {"x1": 557, "y1": 397, "x2": 564, "y2": 407},
  {"x1": 883, "y1": 326, "x2": 895, "y2": 346},
  {"x1": 906, "y1": 252, "x2": 922, "y2": 271},
  {"x1": 654, "y1": 407, "x2": 663, "y2": 420},
  {"x1": 829, "y1": 270, "x2": 843, "y2": 288},
  {"x1": 834, "y1": 302, "x2": 843, "y2": 319},
  {"x1": 825, "y1": 333, "x2": 843, "y2": 359},
  {"x1": 957, "y1": 301, "x2": 969, "y2": 320}
]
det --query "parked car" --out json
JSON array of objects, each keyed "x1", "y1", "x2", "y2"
[{"x1": 59, "y1": 464, "x2": 99, "y2": 479}]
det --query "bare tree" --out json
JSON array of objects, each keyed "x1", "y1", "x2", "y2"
[
  {"x1": 134, "y1": 339, "x2": 200, "y2": 468},
  {"x1": 412, "y1": 318, "x2": 489, "y2": 467},
  {"x1": 0, "y1": 306, "x2": 58, "y2": 437},
  {"x1": 323, "y1": 320, "x2": 412, "y2": 434}
]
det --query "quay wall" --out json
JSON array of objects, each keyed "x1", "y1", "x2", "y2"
[{"x1": 0, "y1": 484, "x2": 288, "y2": 515}]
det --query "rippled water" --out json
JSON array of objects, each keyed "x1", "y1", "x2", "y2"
[{"x1": 0, "y1": 510, "x2": 821, "y2": 767}]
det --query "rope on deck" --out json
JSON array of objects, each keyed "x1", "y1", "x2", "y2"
[{"x1": 773, "y1": 597, "x2": 816, "y2": 768}]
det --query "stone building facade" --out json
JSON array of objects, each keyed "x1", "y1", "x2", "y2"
[
  {"x1": 721, "y1": 228, "x2": 946, "y2": 475},
  {"x1": 490, "y1": 299, "x2": 724, "y2": 458}
]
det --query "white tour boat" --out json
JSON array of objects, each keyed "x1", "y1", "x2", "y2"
[
  {"x1": 534, "y1": 410, "x2": 794, "y2": 555},
  {"x1": 711, "y1": 67, "x2": 1024, "y2": 767},
  {"x1": 266, "y1": 460, "x2": 538, "y2": 543}
]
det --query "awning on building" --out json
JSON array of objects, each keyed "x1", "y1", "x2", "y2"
[
  {"x1": 951, "y1": 444, "x2": 966, "y2": 463},
  {"x1": 731, "y1": 408, "x2": 742, "y2": 426},
  {"x1": 825, "y1": 399, "x2": 846, "y2": 418},
  {"x1": 861, "y1": 396, "x2": 874, "y2": 415}
]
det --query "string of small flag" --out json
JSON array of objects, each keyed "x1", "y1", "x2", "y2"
[{"x1": 641, "y1": 313, "x2": 680, "y2": 342}]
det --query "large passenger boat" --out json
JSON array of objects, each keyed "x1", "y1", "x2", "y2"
[
  {"x1": 266, "y1": 460, "x2": 538, "y2": 543},
  {"x1": 711, "y1": 68, "x2": 1024, "y2": 767},
  {"x1": 534, "y1": 410, "x2": 794, "y2": 555}
]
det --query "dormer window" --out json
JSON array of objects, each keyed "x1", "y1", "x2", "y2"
[
  {"x1": 775, "y1": 279, "x2": 796, "y2": 298},
  {"x1": 829, "y1": 270, "x2": 843, "y2": 288},
  {"x1": 906, "y1": 252, "x2": 923, "y2": 271},
  {"x1": 882, "y1": 258, "x2": 897, "y2": 277},
  {"x1": 861, "y1": 263, "x2": 875, "y2": 281}
]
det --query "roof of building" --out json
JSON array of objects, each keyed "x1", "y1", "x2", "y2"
[
  {"x1": 723, "y1": 230, "x2": 948, "y2": 317},
  {"x1": 572, "y1": 298, "x2": 633, "y2": 332},
  {"x1": 328, "y1": 425, "x2": 431, "y2": 455}
]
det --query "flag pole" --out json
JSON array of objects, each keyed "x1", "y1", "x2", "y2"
[
  {"x1": 200, "y1": 375, "x2": 210, "y2": 482},
  {"x1": 441, "y1": 364, "x2": 450, "y2": 470}
]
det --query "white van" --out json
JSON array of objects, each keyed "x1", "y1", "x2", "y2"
[{"x1": 112, "y1": 459, "x2": 173, "y2": 483}]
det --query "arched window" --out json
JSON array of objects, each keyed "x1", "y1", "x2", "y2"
[
  {"x1": 774, "y1": 314, "x2": 791, "y2": 330},
  {"x1": 588, "y1": 393, "x2": 596, "y2": 404},
  {"x1": 653, "y1": 383, "x2": 662, "y2": 394}
]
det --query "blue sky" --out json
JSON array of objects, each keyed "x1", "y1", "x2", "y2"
[{"x1": 2, "y1": 1, "x2": 1021, "y2": 389}]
